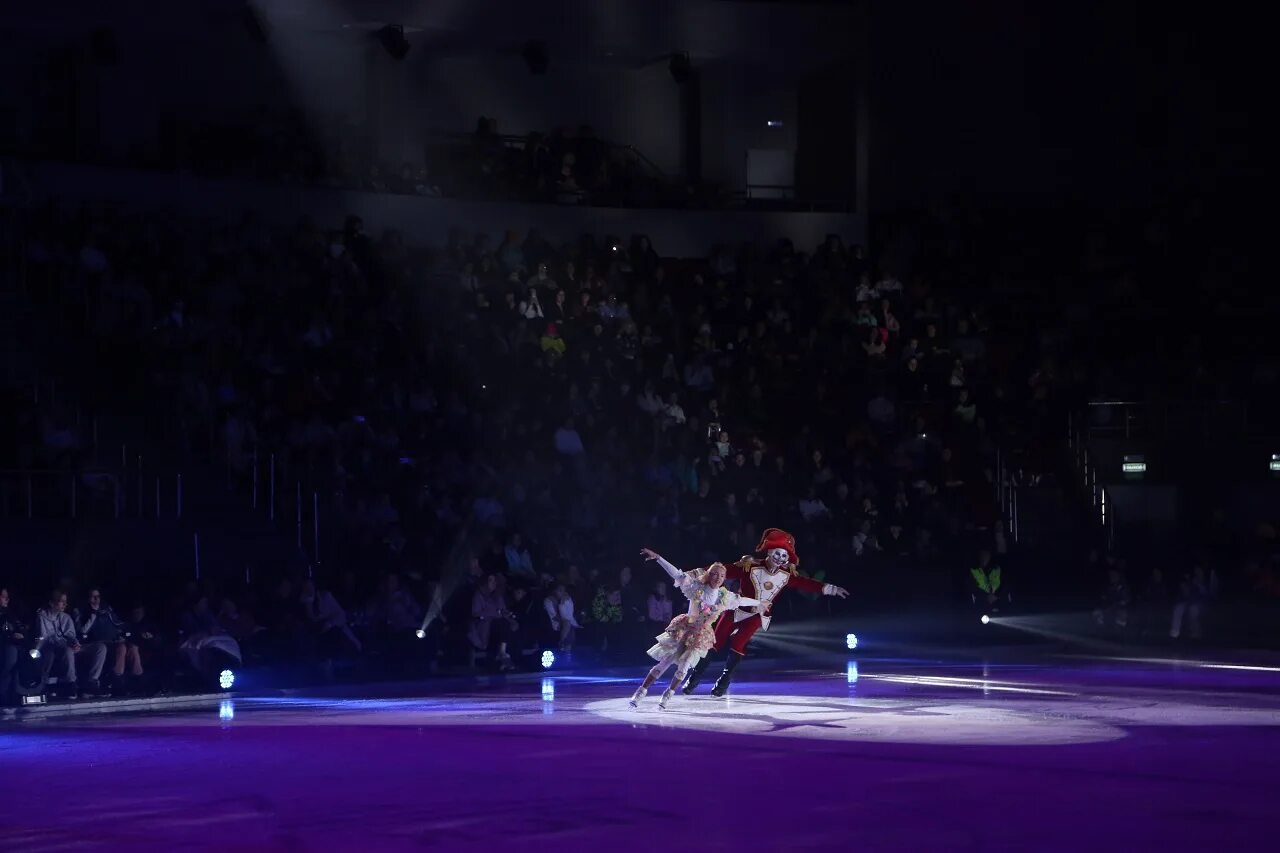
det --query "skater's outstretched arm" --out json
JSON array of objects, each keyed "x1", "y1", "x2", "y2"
[
  {"x1": 788, "y1": 572, "x2": 850, "y2": 599},
  {"x1": 640, "y1": 548, "x2": 683, "y2": 582}
]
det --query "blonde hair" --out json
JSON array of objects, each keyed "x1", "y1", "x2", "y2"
[{"x1": 700, "y1": 562, "x2": 728, "y2": 586}]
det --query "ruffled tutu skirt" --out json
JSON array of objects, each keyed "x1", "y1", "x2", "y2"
[{"x1": 647, "y1": 613, "x2": 716, "y2": 668}]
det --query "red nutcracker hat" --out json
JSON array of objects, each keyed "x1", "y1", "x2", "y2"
[{"x1": 756, "y1": 527, "x2": 798, "y2": 568}]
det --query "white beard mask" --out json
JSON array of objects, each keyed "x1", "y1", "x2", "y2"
[{"x1": 767, "y1": 548, "x2": 790, "y2": 571}]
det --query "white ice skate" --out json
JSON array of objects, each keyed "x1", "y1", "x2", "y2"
[
  {"x1": 658, "y1": 688, "x2": 675, "y2": 710},
  {"x1": 628, "y1": 687, "x2": 646, "y2": 709}
]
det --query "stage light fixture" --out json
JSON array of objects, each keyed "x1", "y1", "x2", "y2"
[
  {"x1": 845, "y1": 633, "x2": 858, "y2": 650},
  {"x1": 375, "y1": 25, "x2": 411, "y2": 60},
  {"x1": 415, "y1": 629, "x2": 426, "y2": 639},
  {"x1": 981, "y1": 614, "x2": 991, "y2": 625},
  {"x1": 29, "y1": 647, "x2": 41, "y2": 659},
  {"x1": 522, "y1": 40, "x2": 548, "y2": 75},
  {"x1": 219, "y1": 669, "x2": 236, "y2": 690},
  {"x1": 1270, "y1": 453, "x2": 1280, "y2": 473},
  {"x1": 541, "y1": 650, "x2": 555, "y2": 669}
]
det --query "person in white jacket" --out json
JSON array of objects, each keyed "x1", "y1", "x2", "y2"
[
  {"x1": 36, "y1": 590, "x2": 106, "y2": 695},
  {"x1": 543, "y1": 584, "x2": 581, "y2": 652}
]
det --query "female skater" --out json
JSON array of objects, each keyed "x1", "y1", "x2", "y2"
[{"x1": 629, "y1": 548, "x2": 760, "y2": 710}]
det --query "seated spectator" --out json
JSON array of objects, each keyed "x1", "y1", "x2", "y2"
[
  {"x1": 637, "y1": 381, "x2": 664, "y2": 416},
  {"x1": 882, "y1": 301, "x2": 902, "y2": 336},
  {"x1": 953, "y1": 388, "x2": 978, "y2": 425},
  {"x1": 366, "y1": 574, "x2": 424, "y2": 635},
  {"x1": 590, "y1": 578, "x2": 624, "y2": 653},
  {"x1": 505, "y1": 534, "x2": 536, "y2": 579},
  {"x1": 549, "y1": 289, "x2": 571, "y2": 324},
  {"x1": 468, "y1": 574, "x2": 514, "y2": 671},
  {"x1": 862, "y1": 328, "x2": 887, "y2": 360},
  {"x1": 179, "y1": 596, "x2": 243, "y2": 681},
  {"x1": 662, "y1": 393, "x2": 686, "y2": 429},
  {"x1": 646, "y1": 580, "x2": 673, "y2": 628},
  {"x1": 519, "y1": 287, "x2": 545, "y2": 321},
  {"x1": 1, "y1": 587, "x2": 28, "y2": 706},
  {"x1": 527, "y1": 262, "x2": 557, "y2": 292},
  {"x1": 299, "y1": 580, "x2": 361, "y2": 662},
  {"x1": 540, "y1": 323, "x2": 566, "y2": 360},
  {"x1": 37, "y1": 590, "x2": 106, "y2": 698},
  {"x1": 969, "y1": 550, "x2": 1009, "y2": 615},
  {"x1": 123, "y1": 604, "x2": 166, "y2": 691},
  {"x1": 799, "y1": 488, "x2": 831, "y2": 522},
  {"x1": 1170, "y1": 564, "x2": 1215, "y2": 640},
  {"x1": 554, "y1": 419, "x2": 585, "y2": 456},
  {"x1": 876, "y1": 272, "x2": 904, "y2": 295},
  {"x1": 77, "y1": 588, "x2": 143, "y2": 693},
  {"x1": 543, "y1": 584, "x2": 581, "y2": 652},
  {"x1": 1093, "y1": 568, "x2": 1131, "y2": 635}
]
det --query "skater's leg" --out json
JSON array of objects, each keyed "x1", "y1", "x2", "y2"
[
  {"x1": 683, "y1": 616, "x2": 735, "y2": 693},
  {"x1": 660, "y1": 665, "x2": 687, "y2": 709},
  {"x1": 631, "y1": 653, "x2": 676, "y2": 706},
  {"x1": 712, "y1": 616, "x2": 759, "y2": 696}
]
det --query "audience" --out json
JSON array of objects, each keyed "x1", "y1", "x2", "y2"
[
  {"x1": 37, "y1": 591, "x2": 106, "y2": 698},
  {"x1": 77, "y1": 588, "x2": 143, "y2": 693},
  {"x1": 1, "y1": 587, "x2": 26, "y2": 705},
  {"x1": 3, "y1": 188, "x2": 1279, "y2": 708}
]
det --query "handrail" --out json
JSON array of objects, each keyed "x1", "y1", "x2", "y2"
[
  {"x1": 427, "y1": 129, "x2": 671, "y2": 181},
  {"x1": 1069, "y1": 413, "x2": 1116, "y2": 552},
  {"x1": 619, "y1": 144, "x2": 664, "y2": 178},
  {"x1": 0, "y1": 467, "x2": 119, "y2": 475},
  {"x1": 1087, "y1": 399, "x2": 1240, "y2": 407}
]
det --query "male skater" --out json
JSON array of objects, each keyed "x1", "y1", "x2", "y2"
[{"x1": 683, "y1": 528, "x2": 848, "y2": 696}]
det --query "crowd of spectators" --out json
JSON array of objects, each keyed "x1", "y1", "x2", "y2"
[
  {"x1": 8, "y1": 197, "x2": 1039, "y2": 683},
  {"x1": 6, "y1": 191, "x2": 1280, "y2": 703},
  {"x1": 1, "y1": 583, "x2": 234, "y2": 704}
]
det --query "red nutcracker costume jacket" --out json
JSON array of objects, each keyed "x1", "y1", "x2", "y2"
[{"x1": 723, "y1": 528, "x2": 841, "y2": 632}]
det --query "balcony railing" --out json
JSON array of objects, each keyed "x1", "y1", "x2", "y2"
[{"x1": 0, "y1": 466, "x2": 182, "y2": 521}]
